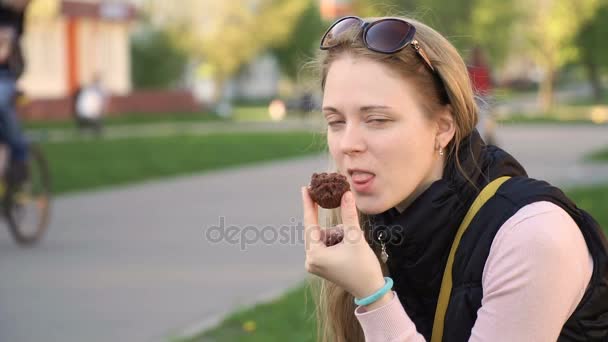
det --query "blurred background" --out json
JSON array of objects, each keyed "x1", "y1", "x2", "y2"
[{"x1": 0, "y1": 0, "x2": 607, "y2": 341}]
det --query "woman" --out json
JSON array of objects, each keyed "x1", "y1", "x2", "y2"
[{"x1": 301, "y1": 16, "x2": 608, "y2": 342}]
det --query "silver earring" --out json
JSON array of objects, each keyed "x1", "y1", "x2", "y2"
[{"x1": 439, "y1": 147, "x2": 444, "y2": 156}]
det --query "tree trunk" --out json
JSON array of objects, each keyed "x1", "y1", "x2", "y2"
[{"x1": 539, "y1": 67, "x2": 555, "y2": 113}]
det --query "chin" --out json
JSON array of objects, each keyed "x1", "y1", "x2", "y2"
[{"x1": 354, "y1": 199, "x2": 389, "y2": 216}]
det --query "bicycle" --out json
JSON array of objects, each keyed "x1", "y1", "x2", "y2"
[{"x1": 0, "y1": 93, "x2": 51, "y2": 246}]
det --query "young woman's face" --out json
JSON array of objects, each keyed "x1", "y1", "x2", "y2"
[{"x1": 323, "y1": 55, "x2": 445, "y2": 215}]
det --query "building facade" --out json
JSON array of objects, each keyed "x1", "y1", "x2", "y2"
[{"x1": 20, "y1": 0, "x2": 135, "y2": 99}]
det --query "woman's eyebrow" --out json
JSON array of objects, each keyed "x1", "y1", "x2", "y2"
[
  {"x1": 323, "y1": 105, "x2": 392, "y2": 112},
  {"x1": 360, "y1": 105, "x2": 392, "y2": 112},
  {"x1": 322, "y1": 106, "x2": 340, "y2": 114},
  {"x1": 322, "y1": 105, "x2": 394, "y2": 117}
]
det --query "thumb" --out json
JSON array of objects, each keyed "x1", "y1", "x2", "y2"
[{"x1": 340, "y1": 191, "x2": 362, "y2": 236}]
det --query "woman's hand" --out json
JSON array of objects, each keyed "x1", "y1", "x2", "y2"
[{"x1": 301, "y1": 187, "x2": 385, "y2": 299}]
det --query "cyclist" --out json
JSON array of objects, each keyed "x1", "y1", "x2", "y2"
[{"x1": 0, "y1": 0, "x2": 30, "y2": 186}]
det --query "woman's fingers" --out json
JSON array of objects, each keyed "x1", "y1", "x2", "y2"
[
  {"x1": 301, "y1": 186, "x2": 323, "y2": 250},
  {"x1": 340, "y1": 191, "x2": 363, "y2": 244}
]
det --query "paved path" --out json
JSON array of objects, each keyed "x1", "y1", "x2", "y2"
[
  {"x1": 1, "y1": 125, "x2": 608, "y2": 342},
  {"x1": 0, "y1": 154, "x2": 329, "y2": 342},
  {"x1": 494, "y1": 125, "x2": 608, "y2": 186}
]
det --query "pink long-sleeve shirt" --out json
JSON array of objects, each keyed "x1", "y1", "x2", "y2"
[{"x1": 355, "y1": 201, "x2": 594, "y2": 341}]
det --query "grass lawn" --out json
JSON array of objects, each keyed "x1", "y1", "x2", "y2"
[
  {"x1": 497, "y1": 112, "x2": 608, "y2": 125},
  {"x1": 586, "y1": 147, "x2": 608, "y2": 162},
  {"x1": 569, "y1": 92, "x2": 608, "y2": 106},
  {"x1": 184, "y1": 284, "x2": 317, "y2": 342},
  {"x1": 186, "y1": 183, "x2": 608, "y2": 342},
  {"x1": 232, "y1": 106, "x2": 272, "y2": 122},
  {"x1": 42, "y1": 131, "x2": 326, "y2": 194},
  {"x1": 24, "y1": 106, "x2": 306, "y2": 131},
  {"x1": 22, "y1": 104, "x2": 318, "y2": 134},
  {"x1": 497, "y1": 114, "x2": 597, "y2": 125},
  {"x1": 24, "y1": 111, "x2": 224, "y2": 130},
  {"x1": 567, "y1": 184, "x2": 608, "y2": 234}
]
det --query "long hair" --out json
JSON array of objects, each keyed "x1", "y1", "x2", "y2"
[{"x1": 310, "y1": 15, "x2": 480, "y2": 342}]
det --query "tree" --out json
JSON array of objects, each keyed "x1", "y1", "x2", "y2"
[
  {"x1": 516, "y1": 0, "x2": 601, "y2": 111},
  {"x1": 577, "y1": 4, "x2": 608, "y2": 102},
  {"x1": 143, "y1": 0, "x2": 309, "y2": 97},
  {"x1": 270, "y1": 0, "x2": 325, "y2": 80},
  {"x1": 356, "y1": 0, "x2": 601, "y2": 110},
  {"x1": 130, "y1": 26, "x2": 188, "y2": 89},
  {"x1": 350, "y1": 0, "x2": 519, "y2": 66},
  {"x1": 468, "y1": 0, "x2": 521, "y2": 67}
]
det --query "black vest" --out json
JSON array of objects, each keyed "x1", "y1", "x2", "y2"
[
  {"x1": 371, "y1": 131, "x2": 608, "y2": 341},
  {"x1": 445, "y1": 176, "x2": 608, "y2": 341}
]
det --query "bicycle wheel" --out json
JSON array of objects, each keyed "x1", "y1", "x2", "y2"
[{"x1": 5, "y1": 144, "x2": 51, "y2": 245}]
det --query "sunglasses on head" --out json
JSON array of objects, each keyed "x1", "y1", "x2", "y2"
[{"x1": 320, "y1": 16, "x2": 436, "y2": 73}]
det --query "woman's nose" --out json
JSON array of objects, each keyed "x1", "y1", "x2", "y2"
[{"x1": 339, "y1": 122, "x2": 366, "y2": 155}]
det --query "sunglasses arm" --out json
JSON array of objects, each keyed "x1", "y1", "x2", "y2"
[{"x1": 412, "y1": 40, "x2": 435, "y2": 72}]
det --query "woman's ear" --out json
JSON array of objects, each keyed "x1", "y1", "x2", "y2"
[{"x1": 435, "y1": 105, "x2": 456, "y2": 148}]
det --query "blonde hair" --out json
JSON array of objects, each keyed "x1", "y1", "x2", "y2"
[{"x1": 309, "y1": 16, "x2": 480, "y2": 342}]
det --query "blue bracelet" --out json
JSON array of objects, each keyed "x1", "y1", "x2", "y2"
[{"x1": 354, "y1": 277, "x2": 393, "y2": 306}]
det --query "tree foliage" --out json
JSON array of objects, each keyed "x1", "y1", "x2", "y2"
[
  {"x1": 350, "y1": 0, "x2": 519, "y2": 66},
  {"x1": 577, "y1": 4, "x2": 608, "y2": 100},
  {"x1": 143, "y1": 0, "x2": 309, "y2": 82},
  {"x1": 516, "y1": 0, "x2": 601, "y2": 109},
  {"x1": 579, "y1": 4, "x2": 608, "y2": 70},
  {"x1": 130, "y1": 27, "x2": 188, "y2": 89},
  {"x1": 270, "y1": 0, "x2": 325, "y2": 80}
]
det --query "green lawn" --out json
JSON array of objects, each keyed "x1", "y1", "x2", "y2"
[
  {"x1": 24, "y1": 111, "x2": 224, "y2": 130},
  {"x1": 497, "y1": 114, "x2": 598, "y2": 125},
  {"x1": 184, "y1": 284, "x2": 317, "y2": 342},
  {"x1": 186, "y1": 183, "x2": 608, "y2": 342},
  {"x1": 42, "y1": 131, "x2": 326, "y2": 194},
  {"x1": 232, "y1": 106, "x2": 272, "y2": 122},
  {"x1": 569, "y1": 92, "x2": 608, "y2": 106},
  {"x1": 24, "y1": 106, "x2": 309, "y2": 131},
  {"x1": 23, "y1": 104, "x2": 270, "y2": 129},
  {"x1": 567, "y1": 184, "x2": 608, "y2": 233},
  {"x1": 586, "y1": 147, "x2": 608, "y2": 162},
  {"x1": 497, "y1": 112, "x2": 608, "y2": 125}
]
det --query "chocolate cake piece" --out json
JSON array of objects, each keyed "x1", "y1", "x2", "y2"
[
  {"x1": 308, "y1": 172, "x2": 350, "y2": 209},
  {"x1": 322, "y1": 225, "x2": 345, "y2": 247}
]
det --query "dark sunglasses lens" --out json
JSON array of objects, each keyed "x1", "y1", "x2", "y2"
[
  {"x1": 366, "y1": 20, "x2": 413, "y2": 52},
  {"x1": 322, "y1": 17, "x2": 361, "y2": 48}
]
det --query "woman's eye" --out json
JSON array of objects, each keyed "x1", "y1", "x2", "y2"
[
  {"x1": 327, "y1": 120, "x2": 345, "y2": 126},
  {"x1": 368, "y1": 118, "x2": 389, "y2": 124}
]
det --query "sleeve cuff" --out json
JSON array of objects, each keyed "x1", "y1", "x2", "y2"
[{"x1": 355, "y1": 291, "x2": 424, "y2": 341}]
